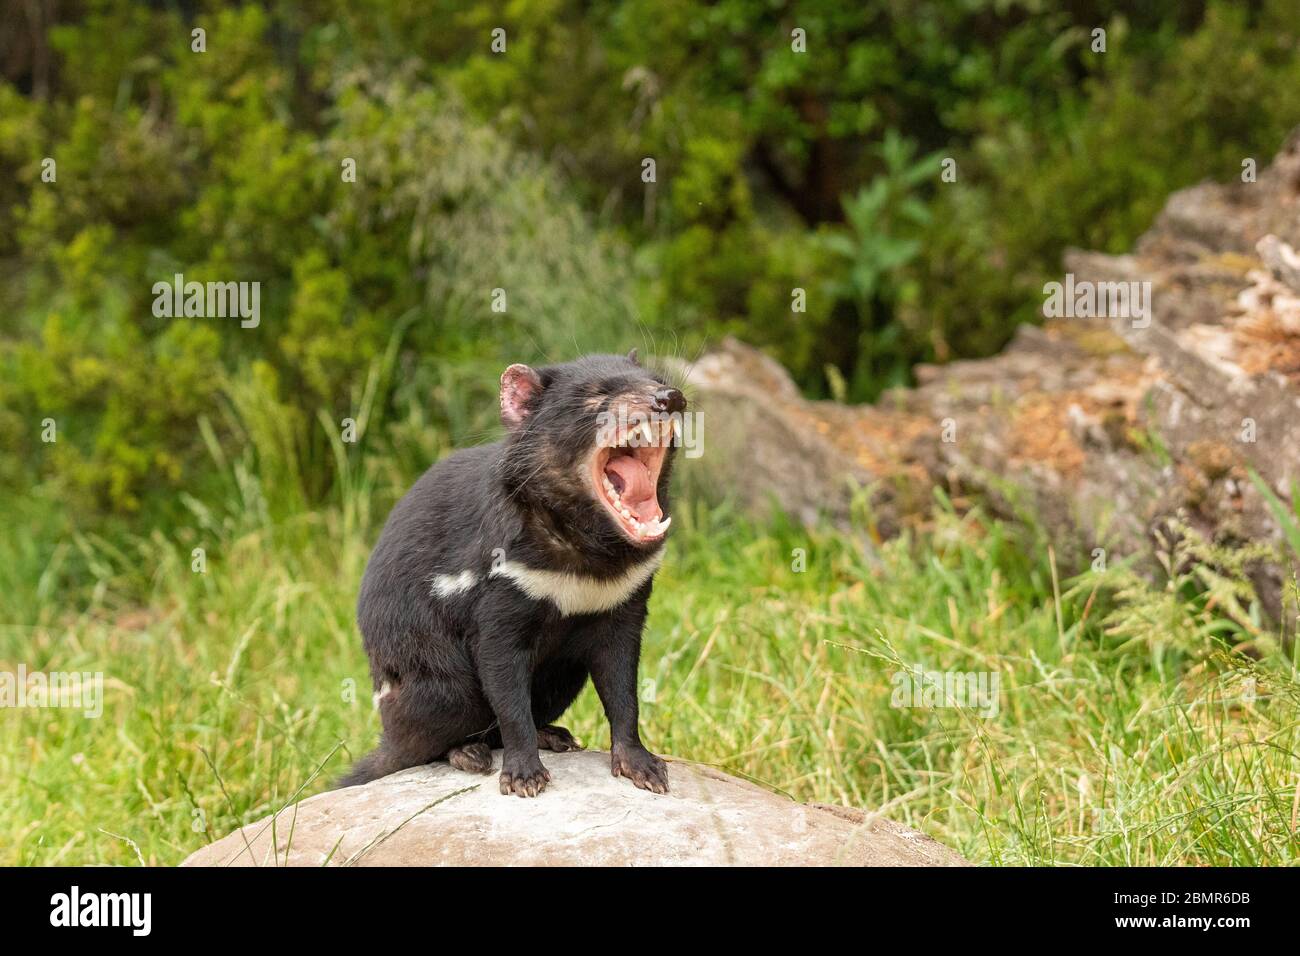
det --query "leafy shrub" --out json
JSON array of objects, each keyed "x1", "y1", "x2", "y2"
[
  {"x1": 2, "y1": 10, "x2": 644, "y2": 523},
  {"x1": 5, "y1": 0, "x2": 1300, "y2": 524}
]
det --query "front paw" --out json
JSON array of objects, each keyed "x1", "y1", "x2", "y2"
[
  {"x1": 611, "y1": 744, "x2": 669, "y2": 794},
  {"x1": 499, "y1": 753, "x2": 551, "y2": 797}
]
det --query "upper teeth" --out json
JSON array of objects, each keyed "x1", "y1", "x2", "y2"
[{"x1": 614, "y1": 419, "x2": 674, "y2": 447}]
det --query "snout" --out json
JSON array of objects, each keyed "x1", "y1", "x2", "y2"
[{"x1": 651, "y1": 387, "x2": 686, "y2": 414}]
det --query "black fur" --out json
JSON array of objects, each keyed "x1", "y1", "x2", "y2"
[{"x1": 339, "y1": 353, "x2": 682, "y2": 796}]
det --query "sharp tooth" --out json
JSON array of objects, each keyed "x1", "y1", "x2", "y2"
[
  {"x1": 671, "y1": 418, "x2": 681, "y2": 442},
  {"x1": 658, "y1": 516, "x2": 671, "y2": 533},
  {"x1": 639, "y1": 422, "x2": 653, "y2": 444}
]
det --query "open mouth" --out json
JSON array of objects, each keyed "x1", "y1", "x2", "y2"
[{"x1": 590, "y1": 417, "x2": 675, "y2": 544}]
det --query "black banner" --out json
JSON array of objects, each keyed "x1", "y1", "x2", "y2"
[{"x1": 0, "y1": 865, "x2": 1283, "y2": 942}]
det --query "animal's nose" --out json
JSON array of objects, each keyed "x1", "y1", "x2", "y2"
[{"x1": 651, "y1": 387, "x2": 686, "y2": 414}]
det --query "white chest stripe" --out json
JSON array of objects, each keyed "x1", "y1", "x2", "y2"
[
  {"x1": 430, "y1": 570, "x2": 479, "y2": 598},
  {"x1": 489, "y1": 553, "x2": 663, "y2": 616}
]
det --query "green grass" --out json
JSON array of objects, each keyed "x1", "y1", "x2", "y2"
[{"x1": 3, "y1": 474, "x2": 1299, "y2": 866}]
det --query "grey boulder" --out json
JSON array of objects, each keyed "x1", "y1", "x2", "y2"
[{"x1": 181, "y1": 750, "x2": 968, "y2": 867}]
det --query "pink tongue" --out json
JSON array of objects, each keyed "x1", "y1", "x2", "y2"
[{"x1": 605, "y1": 456, "x2": 658, "y2": 521}]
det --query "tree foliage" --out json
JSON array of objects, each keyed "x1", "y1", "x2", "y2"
[{"x1": 3, "y1": 0, "x2": 1299, "y2": 519}]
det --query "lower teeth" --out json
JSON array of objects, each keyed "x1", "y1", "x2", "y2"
[{"x1": 603, "y1": 478, "x2": 670, "y2": 537}]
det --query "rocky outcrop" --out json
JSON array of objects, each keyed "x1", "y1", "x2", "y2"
[
  {"x1": 676, "y1": 129, "x2": 1300, "y2": 613},
  {"x1": 180, "y1": 750, "x2": 967, "y2": 867}
]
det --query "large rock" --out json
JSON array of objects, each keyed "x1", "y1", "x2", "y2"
[
  {"x1": 673, "y1": 128, "x2": 1300, "y2": 616},
  {"x1": 181, "y1": 750, "x2": 967, "y2": 867}
]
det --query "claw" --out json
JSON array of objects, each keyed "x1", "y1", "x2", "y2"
[
  {"x1": 538, "y1": 725, "x2": 583, "y2": 753},
  {"x1": 447, "y1": 741, "x2": 494, "y2": 775},
  {"x1": 498, "y1": 758, "x2": 551, "y2": 798},
  {"x1": 610, "y1": 746, "x2": 669, "y2": 794}
]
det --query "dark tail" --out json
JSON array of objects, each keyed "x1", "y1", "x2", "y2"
[{"x1": 334, "y1": 744, "x2": 416, "y2": 789}]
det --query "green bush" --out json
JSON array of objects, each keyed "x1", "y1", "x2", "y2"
[
  {"x1": 3, "y1": 14, "x2": 644, "y2": 521},
  {"x1": 5, "y1": 0, "x2": 1300, "y2": 525}
]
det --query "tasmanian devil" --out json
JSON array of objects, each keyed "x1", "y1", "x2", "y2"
[{"x1": 339, "y1": 350, "x2": 684, "y2": 797}]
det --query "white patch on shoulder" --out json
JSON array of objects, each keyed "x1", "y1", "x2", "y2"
[
  {"x1": 430, "y1": 569, "x2": 479, "y2": 598},
  {"x1": 490, "y1": 552, "x2": 664, "y2": 616}
]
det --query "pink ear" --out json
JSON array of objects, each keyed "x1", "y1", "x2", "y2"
[{"x1": 500, "y1": 364, "x2": 543, "y2": 430}]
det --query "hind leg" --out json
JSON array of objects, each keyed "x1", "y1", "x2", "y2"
[
  {"x1": 537, "y1": 725, "x2": 582, "y2": 752},
  {"x1": 470, "y1": 724, "x2": 579, "y2": 752},
  {"x1": 447, "y1": 740, "x2": 494, "y2": 773},
  {"x1": 337, "y1": 673, "x2": 493, "y2": 787},
  {"x1": 531, "y1": 659, "x2": 589, "y2": 753}
]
